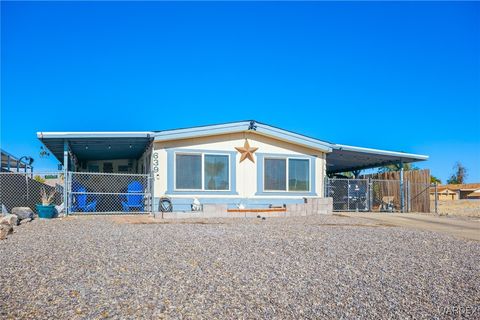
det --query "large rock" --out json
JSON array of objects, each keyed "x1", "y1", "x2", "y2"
[
  {"x1": 19, "y1": 217, "x2": 33, "y2": 225},
  {"x1": 0, "y1": 224, "x2": 13, "y2": 240},
  {"x1": 0, "y1": 214, "x2": 18, "y2": 227},
  {"x1": 11, "y1": 207, "x2": 35, "y2": 221}
]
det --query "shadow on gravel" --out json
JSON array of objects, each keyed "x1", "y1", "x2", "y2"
[
  {"x1": 110, "y1": 216, "x2": 228, "y2": 225},
  {"x1": 312, "y1": 223, "x2": 397, "y2": 228},
  {"x1": 125, "y1": 221, "x2": 227, "y2": 225}
]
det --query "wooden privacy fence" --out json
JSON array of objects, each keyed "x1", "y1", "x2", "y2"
[{"x1": 361, "y1": 169, "x2": 431, "y2": 213}]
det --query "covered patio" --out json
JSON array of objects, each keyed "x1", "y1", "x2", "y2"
[
  {"x1": 326, "y1": 144, "x2": 428, "y2": 176},
  {"x1": 37, "y1": 132, "x2": 155, "y2": 214},
  {"x1": 37, "y1": 132, "x2": 154, "y2": 174}
]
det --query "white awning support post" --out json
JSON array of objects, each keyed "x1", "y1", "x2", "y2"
[
  {"x1": 63, "y1": 140, "x2": 69, "y2": 216},
  {"x1": 399, "y1": 162, "x2": 405, "y2": 213}
]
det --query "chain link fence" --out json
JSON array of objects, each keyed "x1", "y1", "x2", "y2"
[
  {"x1": 68, "y1": 172, "x2": 152, "y2": 214},
  {"x1": 0, "y1": 171, "x2": 152, "y2": 215},
  {"x1": 1, "y1": 172, "x2": 435, "y2": 215},
  {"x1": 0, "y1": 172, "x2": 65, "y2": 214},
  {"x1": 326, "y1": 178, "x2": 437, "y2": 213}
]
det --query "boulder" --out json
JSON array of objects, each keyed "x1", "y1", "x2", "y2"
[
  {"x1": 11, "y1": 207, "x2": 35, "y2": 221},
  {"x1": 19, "y1": 217, "x2": 33, "y2": 225},
  {"x1": 0, "y1": 224, "x2": 13, "y2": 240},
  {"x1": 0, "y1": 214, "x2": 18, "y2": 227}
]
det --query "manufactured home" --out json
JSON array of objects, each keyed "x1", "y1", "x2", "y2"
[{"x1": 37, "y1": 120, "x2": 428, "y2": 214}]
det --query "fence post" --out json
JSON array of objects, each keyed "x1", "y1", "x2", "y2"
[
  {"x1": 399, "y1": 163, "x2": 405, "y2": 213},
  {"x1": 406, "y1": 181, "x2": 411, "y2": 213},
  {"x1": 368, "y1": 178, "x2": 373, "y2": 211},
  {"x1": 434, "y1": 182, "x2": 438, "y2": 215},
  {"x1": 347, "y1": 180, "x2": 350, "y2": 211},
  {"x1": 63, "y1": 141, "x2": 69, "y2": 216},
  {"x1": 149, "y1": 172, "x2": 155, "y2": 215}
]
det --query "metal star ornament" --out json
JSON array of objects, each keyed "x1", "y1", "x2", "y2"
[{"x1": 235, "y1": 139, "x2": 258, "y2": 163}]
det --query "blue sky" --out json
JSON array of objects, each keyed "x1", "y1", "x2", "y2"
[{"x1": 1, "y1": 2, "x2": 479, "y2": 182}]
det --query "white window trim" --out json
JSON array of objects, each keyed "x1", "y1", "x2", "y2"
[
  {"x1": 263, "y1": 156, "x2": 311, "y2": 192},
  {"x1": 174, "y1": 151, "x2": 231, "y2": 192}
]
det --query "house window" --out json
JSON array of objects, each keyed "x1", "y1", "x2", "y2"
[
  {"x1": 204, "y1": 155, "x2": 229, "y2": 190},
  {"x1": 103, "y1": 162, "x2": 113, "y2": 173},
  {"x1": 118, "y1": 165, "x2": 129, "y2": 173},
  {"x1": 265, "y1": 158, "x2": 287, "y2": 191},
  {"x1": 176, "y1": 154, "x2": 202, "y2": 190},
  {"x1": 87, "y1": 165, "x2": 99, "y2": 172},
  {"x1": 175, "y1": 153, "x2": 230, "y2": 191},
  {"x1": 288, "y1": 159, "x2": 310, "y2": 191},
  {"x1": 264, "y1": 157, "x2": 310, "y2": 192}
]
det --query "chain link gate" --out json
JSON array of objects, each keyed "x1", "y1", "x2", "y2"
[
  {"x1": 67, "y1": 172, "x2": 152, "y2": 215},
  {"x1": 325, "y1": 178, "x2": 403, "y2": 212},
  {"x1": 369, "y1": 179, "x2": 403, "y2": 212},
  {"x1": 325, "y1": 179, "x2": 369, "y2": 212}
]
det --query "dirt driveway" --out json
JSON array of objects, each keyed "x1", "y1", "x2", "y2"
[{"x1": 340, "y1": 212, "x2": 480, "y2": 241}]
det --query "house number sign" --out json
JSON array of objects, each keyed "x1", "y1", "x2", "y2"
[{"x1": 152, "y1": 153, "x2": 159, "y2": 173}]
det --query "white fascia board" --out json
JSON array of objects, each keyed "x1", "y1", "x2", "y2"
[
  {"x1": 254, "y1": 123, "x2": 333, "y2": 153},
  {"x1": 334, "y1": 144, "x2": 429, "y2": 160},
  {"x1": 154, "y1": 121, "x2": 333, "y2": 153},
  {"x1": 153, "y1": 122, "x2": 251, "y2": 141},
  {"x1": 37, "y1": 132, "x2": 154, "y2": 139}
]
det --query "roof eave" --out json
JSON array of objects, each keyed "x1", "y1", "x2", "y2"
[
  {"x1": 153, "y1": 121, "x2": 333, "y2": 153},
  {"x1": 333, "y1": 144, "x2": 429, "y2": 161},
  {"x1": 37, "y1": 132, "x2": 154, "y2": 139},
  {"x1": 153, "y1": 121, "x2": 251, "y2": 142}
]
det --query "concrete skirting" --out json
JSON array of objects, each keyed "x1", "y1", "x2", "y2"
[{"x1": 154, "y1": 197, "x2": 333, "y2": 219}]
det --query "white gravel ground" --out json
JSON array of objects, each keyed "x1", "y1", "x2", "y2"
[{"x1": 0, "y1": 215, "x2": 479, "y2": 319}]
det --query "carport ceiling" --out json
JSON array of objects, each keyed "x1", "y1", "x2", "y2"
[
  {"x1": 326, "y1": 146, "x2": 428, "y2": 174},
  {"x1": 38, "y1": 137, "x2": 152, "y2": 162},
  {"x1": 69, "y1": 138, "x2": 151, "y2": 161}
]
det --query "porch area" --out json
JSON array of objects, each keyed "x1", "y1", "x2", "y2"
[{"x1": 36, "y1": 132, "x2": 154, "y2": 214}]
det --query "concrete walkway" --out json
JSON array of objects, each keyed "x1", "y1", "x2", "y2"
[{"x1": 340, "y1": 212, "x2": 480, "y2": 241}]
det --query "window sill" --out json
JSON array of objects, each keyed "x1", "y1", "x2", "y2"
[
  {"x1": 166, "y1": 190, "x2": 239, "y2": 196},
  {"x1": 255, "y1": 191, "x2": 317, "y2": 196}
]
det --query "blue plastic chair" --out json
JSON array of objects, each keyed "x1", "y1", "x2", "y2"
[
  {"x1": 71, "y1": 183, "x2": 97, "y2": 212},
  {"x1": 121, "y1": 181, "x2": 144, "y2": 212}
]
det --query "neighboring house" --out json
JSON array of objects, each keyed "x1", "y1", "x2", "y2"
[
  {"x1": 432, "y1": 188, "x2": 459, "y2": 201},
  {"x1": 430, "y1": 183, "x2": 480, "y2": 201},
  {"x1": 37, "y1": 120, "x2": 428, "y2": 211},
  {"x1": 467, "y1": 189, "x2": 480, "y2": 199}
]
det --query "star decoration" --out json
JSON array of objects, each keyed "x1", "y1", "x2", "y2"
[{"x1": 235, "y1": 139, "x2": 258, "y2": 163}]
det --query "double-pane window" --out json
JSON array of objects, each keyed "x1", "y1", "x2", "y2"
[
  {"x1": 264, "y1": 158, "x2": 309, "y2": 192},
  {"x1": 175, "y1": 153, "x2": 229, "y2": 191}
]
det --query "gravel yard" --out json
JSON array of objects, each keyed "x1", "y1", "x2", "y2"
[{"x1": 1, "y1": 215, "x2": 479, "y2": 319}]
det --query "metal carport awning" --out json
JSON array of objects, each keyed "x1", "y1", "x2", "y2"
[
  {"x1": 326, "y1": 144, "x2": 428, "y2": 174},
  {"x1": 37, "y1": 132, "x2": 154, "y2": 163}
]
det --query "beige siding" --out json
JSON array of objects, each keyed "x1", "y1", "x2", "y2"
[{"x1": 152, "y1": 131, "x2": 326, "y2": 199}]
